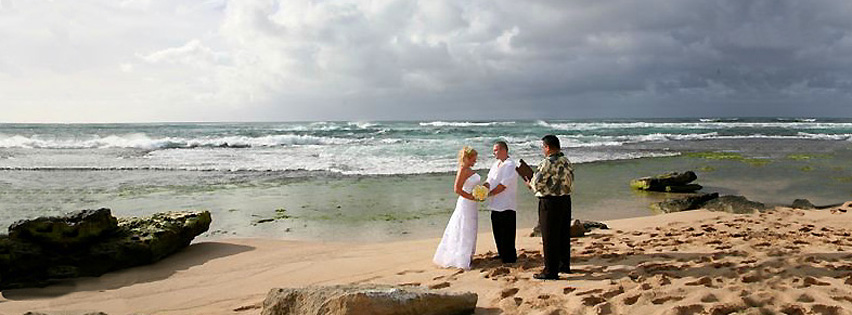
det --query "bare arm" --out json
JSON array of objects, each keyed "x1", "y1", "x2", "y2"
[
  {"x1": 489, "y1": 161, "x2": 516, "y2": 196},
  {"x1": 488, "y1": 184, "x2": 506, "y2": 196},
  {"x1": 454, "y1": 168, "x2": 477, "y2": 201}
]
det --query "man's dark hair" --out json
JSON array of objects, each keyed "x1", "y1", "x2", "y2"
[
  {"x1": 541, "y1": 135, "x2": 560, "y2": 150},
  {"x1": 495, "y1": 140, "x2": 509, "y2": 152}
]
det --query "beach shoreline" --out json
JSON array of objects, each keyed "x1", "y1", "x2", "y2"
[
  {"x1": 3, "y1": 143, "x2": 851, "y2": 245},
  {"x1": 5, "y1": 205, "x2": 852, "y2": 314}
]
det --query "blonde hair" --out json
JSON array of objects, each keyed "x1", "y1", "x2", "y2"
[{"x1": 457, "y1": 146, "x2": 477, "y2": 166}]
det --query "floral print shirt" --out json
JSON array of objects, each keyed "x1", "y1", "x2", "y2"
[{"x1": 531, "y1": 152, "x2": 574, "y2": 197}]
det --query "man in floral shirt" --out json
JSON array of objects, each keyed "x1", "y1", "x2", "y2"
[{"x1": 526, "y1": 134, "x2": 574, "y2": 280}]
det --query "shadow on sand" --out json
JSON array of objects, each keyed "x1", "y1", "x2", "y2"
[{"x1": 1, "y1": 241, "x2": 254, "y2": 300}]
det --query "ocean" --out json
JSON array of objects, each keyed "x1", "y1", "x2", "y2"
[{"x1": 1, "y1": 118, "x2": 851, "y2": 241}]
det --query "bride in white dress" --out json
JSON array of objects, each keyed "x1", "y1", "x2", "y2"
[{"x1": 433, "y1": 146, "x2": 481, "y2": 270}]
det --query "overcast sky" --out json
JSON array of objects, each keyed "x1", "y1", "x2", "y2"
[{"x1": 2, "y1": 0, "x2": 852, "y2": 122}]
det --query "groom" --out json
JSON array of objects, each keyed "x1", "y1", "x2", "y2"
[{"x1": 484, "y1": 141, "x2": 518, "y2": 263}]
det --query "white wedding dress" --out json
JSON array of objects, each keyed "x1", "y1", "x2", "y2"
[{"x1": 433, "y1": 173, "x2": 480, "y2": 270}]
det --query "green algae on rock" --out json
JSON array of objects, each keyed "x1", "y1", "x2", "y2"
[{"x1": 0, "y1": 209, "x2": 210, "y2": 290}]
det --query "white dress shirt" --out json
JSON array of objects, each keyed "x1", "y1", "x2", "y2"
[{"x1": 486, "y1": 158, "x2": 518, "y2": 212}]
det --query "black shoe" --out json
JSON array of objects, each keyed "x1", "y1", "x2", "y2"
[
  {"x1": 502, "y1": 258, "x2": 517, "y2": 264},
  {"x1": 558, "y1": 266, "x2": 573, "y2": 274},
  {"x1": 533, "y1": 273, "x2": 559, "y2": 280}
]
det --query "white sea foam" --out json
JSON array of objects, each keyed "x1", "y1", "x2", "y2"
[
  {"x1": 2, "y1": 120, "x2": 851, "y2": 176},
  {"x1": 0, "y1": 134, "x2": 353, "y2": 149},
  {"x1": 420, "y1": 121, "x2": 516, "y2": 127},
  {"x1": 348, "y1": 121, "x2": 380, "y2": 129},
  {"x1": 778, "y1": 118, "x2": 818, "y2": 122},
  {"x1": 699, "y1": 118, "x2": 740, "y2": 122},
  {"x1": 538, "y1": 120, "x2": 852, "y2": 131},
  {"x1": 0, "y1": 146, "x2": 678, "y2": 175}
]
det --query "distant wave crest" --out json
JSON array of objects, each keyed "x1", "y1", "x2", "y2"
[
  {"x1": 0, "y1": 133, "x2": 352, "y2": 149},
  {"x1": 420, "y1": 121, "x2": 516, "y2": 127},
  {"x1": 699, "y1": 118, "x2": 740, "y2": 122},
  {"x1": 538, "y1": 120, "x2": 852, "y2": 131}
]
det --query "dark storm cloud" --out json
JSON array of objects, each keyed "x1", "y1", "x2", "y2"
[{"x1": 234, "y1": 0, "x2": 852, "y2": 120}]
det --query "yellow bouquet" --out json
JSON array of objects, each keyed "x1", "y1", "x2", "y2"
[{"x1": 472, "y1": 185, "x2": 488, "y2": 201}]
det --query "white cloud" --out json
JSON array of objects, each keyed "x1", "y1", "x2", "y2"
[
  {"x1": 139, "y1": 39, "x2": 229, "y2": 68},
  {"x1": 3, "y1": 0, "x2": 852, "y2": 122}
]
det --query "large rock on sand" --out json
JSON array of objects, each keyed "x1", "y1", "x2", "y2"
[
  {"x1": 0, "y1": 209, "x2": 211, "y2": 290},
  {"x1": 261, "y1": 284, "x2": 477, "y2": 315},
  {"x1": 652, "y1": 193, "x2": 720, "y2": 213},
  {"x1": 9, "y1": 208, "x2": 118, "y2": 248},
  {"x1": 703, "y1": 195, "x2": 767, "y2": 214},
  {"x1": 630, "y1": 171, "x2": 700, "y2": 192}
]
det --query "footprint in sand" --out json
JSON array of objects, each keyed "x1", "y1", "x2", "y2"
[
  {"x1": 797, "y1": 294, "x2": 816, "y2": 303},
  {"x1": 651, "y1": 295, "x2": 684, "y2": 305},
  {"x1": 581, "y1": 295, "x2": 607, "y2": 306},
  {"x1": 396, "y1": 269, "x2": 425, "y2": 275},
  {"x1": 700, "y1": 293, "x2": 719, "y2": 303},
  {"x1": 803, "y1": 276, "x2": 831, "y2": 287},
  {"x1": 429, "y1": 282, "x2": 451, "y2": 289},
  {"x1": 782, "y1": 304, "x2": 808, "y2": 315},
  {"x1": 575, "y1": 288, "x2": 603, "y2": 296},
  {"x1": 741, "y1": 273, "x2": 764, "y2": 283},
  {"x1": 831, "y1": 295, "x2": 852, "y2": 303},
  {"x1": 743, "y1": 292, "x2": 775, "y2": 308},
  {"x1": 811, "y1": 304, "x2": 844, "y2": 315},
  {"x1": 707, "y1": 303, "x2": 748, "y2": 314},
  {"x1": 485, "y1": 267, "x2": 511, "y2": 279},
  {"x1": 622, "y1": 294, "x2": 640, "y2": 305},
  {"x1": 685, "y1": 276, "x2": 714, "y2": 287},
  {"x1": 233, "y1": 304, "x2": 262, "y2": 312},
  {"x1": 666, "y1": 305, "x2": 705, "y2": 315},
  {"x1": 500, "y1": 287, "x2": 519, "y2": 299}
]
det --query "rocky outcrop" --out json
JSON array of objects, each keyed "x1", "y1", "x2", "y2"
[
  {"x1": 0, "y1": 209, "x2": 211, "y2": 290},
  {"x1": 530, "y1": 220, "x2": 609, "y2": 237},
  {"x1": 791, "y1": 199, "x2": 816, "y2": 210},
  {"x1": 703, "y1": 195, "x2": 767, "y2": 214},
  {"x1": 790, "y1": 199, "x2": 846, "y2": 210},
  {"x1": 652, "y1": 193, "x2": 720, "y2": 213},
  {"x1": 9, "y1": 208, "x2": 118, "y2": 249},
  {"x1": 630, "y1": 171, "x2": 702, "y2": 192},
  {"x1": 261, "y1": 284, "x2": 477, "y2": 315}
]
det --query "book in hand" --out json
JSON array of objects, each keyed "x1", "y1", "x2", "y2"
[{"x1": 516, "y1": 159, "x2": 534, "y2": 182}]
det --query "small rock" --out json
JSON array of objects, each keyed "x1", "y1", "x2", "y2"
[
  {"x1": 791, "y1": 199, "x2": 816, "y2": 210},
  {"x1": 703, "y1": 195, "x2": 767, "y2": 214}
]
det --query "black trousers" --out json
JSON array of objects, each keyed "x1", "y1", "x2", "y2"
[
  {"x1": 490, "y1": 210, "x2": 517, "y2": 263},
  {"x1": 538, "y1": 195, "x2": 571, "y2": 276}
]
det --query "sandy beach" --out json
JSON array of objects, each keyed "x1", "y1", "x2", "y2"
[{"x1": 4, "y1": 203, "x2": 852, "y2": 314}]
